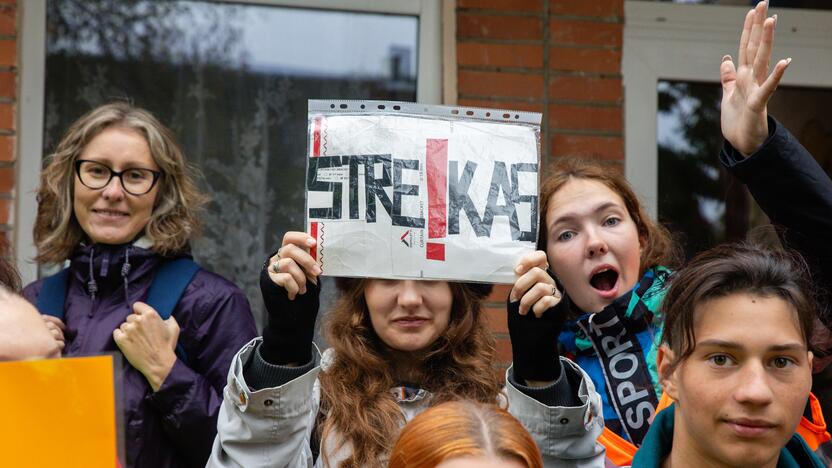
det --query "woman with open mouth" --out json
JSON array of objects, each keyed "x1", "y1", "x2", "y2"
[{"x1": 509, "y1": 154, "x2": 679, "y2": 461}]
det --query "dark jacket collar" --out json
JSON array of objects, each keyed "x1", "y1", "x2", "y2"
[{"x1": 631, "y1": 405, "x2": 825, "y2": 468}]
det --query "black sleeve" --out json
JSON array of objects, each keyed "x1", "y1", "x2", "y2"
[
  {"x1": 243, "y1": 342, "x2": 318, "y2": 390},
  {"x1": 258, "y1": 265, "x2": 321, "y2": 366},
  {"x1": 721, "y1": 116, "x2": 832, "y2": 328},
  {"x1": 506, "y1": 275, "x2": 568, "y2": 385}
]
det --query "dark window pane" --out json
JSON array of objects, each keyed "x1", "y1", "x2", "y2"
[
  {"x1": 45, "y1": 0, "x2": 419, "y2": 326},
  {"x1": 657, "y1": 80, "x2": 832, "y2": 259}
]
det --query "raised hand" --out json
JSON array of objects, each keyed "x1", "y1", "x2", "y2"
[{"x1": 720, "y1": 1, "x2": 791, "y2": 155}]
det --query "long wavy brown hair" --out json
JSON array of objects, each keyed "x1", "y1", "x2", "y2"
[
  {"x1": 319, "y1": 279, "x2": 501, "y2": 467},
  {"x1": 389, "y1": 400, "x2": 543, "y2": 468},
  {"x1": 34, "y1": 102, "x2": 208, "y2": 263}
]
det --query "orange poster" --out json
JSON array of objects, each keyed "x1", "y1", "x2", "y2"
[{"x1": 0, "y1": 355, "x2": 121, "y2": 468}]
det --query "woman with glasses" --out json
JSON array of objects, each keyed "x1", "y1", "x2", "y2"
[{"x1": 23, "y1": 102, "x2": 257, "y2": 468}]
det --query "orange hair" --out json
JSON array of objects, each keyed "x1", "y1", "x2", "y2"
[{"x1": 388, "y1": 400, "x2": 543, "y2": 468}]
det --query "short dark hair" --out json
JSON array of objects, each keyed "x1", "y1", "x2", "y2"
[{"x1": 661, "y1": 243, "x2": 817, "y2": 368}]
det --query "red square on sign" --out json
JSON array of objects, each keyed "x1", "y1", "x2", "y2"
[{"x1": 426, "y1": 242, "x2": 445, "y2": 261}]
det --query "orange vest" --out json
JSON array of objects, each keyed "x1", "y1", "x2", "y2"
[{"x1": 599, "y1": 392, "x2": 831, "y2": 466}]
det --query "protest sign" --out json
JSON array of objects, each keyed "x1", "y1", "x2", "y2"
[
  {"x1": 305, "y1": 100, "x2": 541, "y2": 283},
  {"x1": 0, "y1": 355, "x2": 122, "y2": 467}
]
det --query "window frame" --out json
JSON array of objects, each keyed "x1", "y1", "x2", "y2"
[
  {"x1": 17, "y1": 0, "x2": 442, "y2": 283},
  {"x1": 623, "y1": 0, "x2": 832, "y2": 217}
]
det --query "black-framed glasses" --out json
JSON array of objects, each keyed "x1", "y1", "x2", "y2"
[{"x1": 75, "y1": 160, "x2": 162, "y2": 196}]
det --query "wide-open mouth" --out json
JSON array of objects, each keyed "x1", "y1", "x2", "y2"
[{"x1": 590, "y1": 268, "x2": 619, "y2": 291}]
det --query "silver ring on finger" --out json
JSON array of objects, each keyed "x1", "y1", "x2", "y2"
[{"x1": 272, "y1": 260, "x2": 281, "y2": 273}]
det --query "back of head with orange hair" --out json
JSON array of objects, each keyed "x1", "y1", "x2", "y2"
[{"x1": 388, "y1": 400, "x2": 543, "y2": 468}]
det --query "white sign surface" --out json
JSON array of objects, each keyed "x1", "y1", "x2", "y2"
[{"x1": 305, "y1": 101, "x2": 541, "y2": 284}]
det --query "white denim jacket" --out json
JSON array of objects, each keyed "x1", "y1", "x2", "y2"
[{"x1": 207, "y1": 338, "x2": 607, "y2": 468}]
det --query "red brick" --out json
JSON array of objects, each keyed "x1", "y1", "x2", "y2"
[
  {"x1": 0, "y1": 71, "x2": 13, "y2": 98},
  {"x1": 492, "y1": 367, "x2": 507, "y2": 384},
  {"x1": 549, "y1": 19, "x2": 622, "y2": 47},
  {"x1": 458, "y1": 70, "x2": 544, "y2": 99},
  {"x1": 0, "y1": 167, "x2": 13, "y2": 192},
  {"x1": 495, "y1": 337, "x2": 513, "y2": 364},
  {"x1": 0, "y1": 135, "x2": 13, "y2": 161},
  {"x1": 548, "y1": 104, "x2": 621, "y2": 132},
  {"x1": 550, "y1": 0, "x2": 623, "y2": 18},
  {"x1": 0, "y1": 198, "x2": 10, "y2": 224},
  {"x1": 0, "y1": 7, "x2": 14, "y2": 36},
  {"x1": 458, "y1": 98, "x2": 543, "y2": 113},
  {"x1": 458, "y1": 0, "x2": 542, "y2": 12},
  {"x1": 458, "y1": 13, "x2": 543, "y2": 41},
  {"x1": 457, "y1": 42, "x2": 543, "y2": 69},
  {"x1": 0, "y1": 40, "x2": 15, "y2": 67},
  {"x1": 548, "y1": 75, "x2": 622, "y2": 102},
  {"x1": 486, "y1": 284, "x2": 512, "y2": 302},
  {"x1": 550, "y1": 134, "x2": 623, "y2": 160},
  {"x1": 545, "y1": 155, "x2": 624, "y2": 173},
  {"x1": 0, "y1": 102, "x2": 13, "y2": 130},
  {"x1": 549, "y1": 47, "x2": 621, "y2": 74},
  {"x1": 482, "y1": 305, "x2": 508, "y2": 334}
]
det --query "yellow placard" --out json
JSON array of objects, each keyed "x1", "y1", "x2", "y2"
[{"x1": 0, "y1": 355, "x2": 119, "y2": 468}]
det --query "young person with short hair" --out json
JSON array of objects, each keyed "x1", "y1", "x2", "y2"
[{"x1": 633, "y1": 243, "x2": 826, "y2": 467}]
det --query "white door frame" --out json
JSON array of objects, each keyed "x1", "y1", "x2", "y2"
[
  {"x1": 16, "y1": 0, "x2": 442, "y2": 284},
  {"x1": 623, "y1": 0, "x2": 832, "y2": 217}
]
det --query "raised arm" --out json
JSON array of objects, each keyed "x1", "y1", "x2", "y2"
[
  {"x1": 208, "y1": 231, "x2": 324, "y2": 468},
  {"x1": 718, "y1": 2, "x2": 832, "y2": 366},
  {"x1": 720, "y1": 1, "x2": 789, "y2": 155}
]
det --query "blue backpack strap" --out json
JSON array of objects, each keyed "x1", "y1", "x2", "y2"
[
  {"x1": 36, "y1": 268, "x2": 71, "y2": 319},
  {"x1": 145, "y1": 258, "x2": 201, "y2": 364}
]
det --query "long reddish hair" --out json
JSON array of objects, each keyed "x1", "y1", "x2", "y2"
[
  {"x1": 319, "y1": 280, "x2": 501, "y2": 467},
  {"x1": 388, "y1": 400, "x2": 543, "y2": 468},
  {"x1": 538, "y1": 157, "x2": 680, "y2": 275}
]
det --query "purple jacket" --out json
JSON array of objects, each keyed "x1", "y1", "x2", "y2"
[{"x1": 23, "y1": 242, "x2": 257, "y2": 468}]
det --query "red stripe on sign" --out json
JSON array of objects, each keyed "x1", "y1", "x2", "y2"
[
  {"x1": 310, "y1": 222, "x2": 319, "y2": 261},
  {"x1": 426, "y1": 139, "x2": 448, "y2": 239},
  {"x1": 312, "y1": 117, "x2": 322, "y2": 157},
  {"x1": 426, "y1": 242, "x2": 445, "y2": 261}
]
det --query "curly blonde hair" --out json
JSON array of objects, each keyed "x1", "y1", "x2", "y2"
[
  {"x1": 34, "y1": 102, "x2": 207, "y2": 263},
  {"x1": 319, "y1": 280, "x2": 501, "y2": 467}
]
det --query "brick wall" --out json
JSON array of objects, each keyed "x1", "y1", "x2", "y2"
[
  {"x1": 0, "y1": 0, "x2": 14, "y2": 248},
  {"x1": 455, "y1": 0, "x2": 624, "y2": 378}
]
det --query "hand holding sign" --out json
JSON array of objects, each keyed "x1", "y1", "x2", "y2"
[
  {"x1": 507, "y1": 250, "x2": 567, "y2": 385},
  {"x1": 510, "y1": 250, "x2": 562, "y2": 318},
  {"x1": 267, "y1": 231, "x2": 321, "y2": 301}
]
